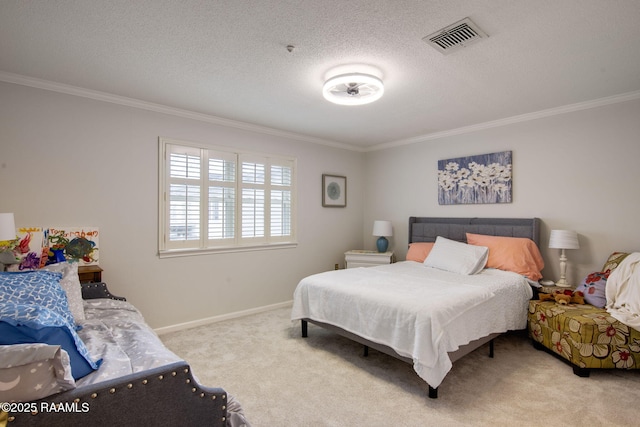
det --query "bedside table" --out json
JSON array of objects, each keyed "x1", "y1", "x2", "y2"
[
  {"x1": 345, "y1": 250, "x2": 394, "y2": 268},
  {"x1": 78, "y1": 265, "x2": 103, "y2": 283},
  {"x1": 539, "y1": 284, "x2": 575, "y2": 294}
]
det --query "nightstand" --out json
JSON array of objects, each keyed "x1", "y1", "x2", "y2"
[
  {"x1": 345, "y1": 250, "x2": 394, "y2": 268},
  {"x1": 78, "y1": 265, "x2": 103, "y2": 283},
  {"x1": 539, "y1": 284, "x2": 575, "y2": 294}
]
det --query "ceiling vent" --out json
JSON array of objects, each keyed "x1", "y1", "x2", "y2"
[{"x1": 423, "y1": 18, "x2": 487, "y2": 55}]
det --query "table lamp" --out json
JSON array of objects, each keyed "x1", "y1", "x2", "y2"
[
  {"x1": 548, "y1": 229, "x2": 580, "y2": 287},
  {"x1": 373, "y1": 220, "x2": 392, "y2": 253}
]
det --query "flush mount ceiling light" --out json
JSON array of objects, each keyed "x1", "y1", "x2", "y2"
[{"x1": 322, "y1": 73, "x2": 384, "y2": 106}]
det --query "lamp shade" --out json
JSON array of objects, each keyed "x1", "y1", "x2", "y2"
[
  {"x1": 549, "y1": 230, "x2": 579, "y2": 250},
  {"x1": 372, "y1": 220, "x2": 393, "y2": 237},
  {"x1": 0, "y1": 213, "x2": 16, "y2": 241}
]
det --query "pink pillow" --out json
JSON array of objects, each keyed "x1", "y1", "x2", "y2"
[
  {"x1": 406, "y1": 242, "x2": 435, "y2": 262},
  {"x1": 466, "y1": 233, "x2": 544, "y2": 281}
]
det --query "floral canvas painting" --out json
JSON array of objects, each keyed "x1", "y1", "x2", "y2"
[{"x1": 438, "y1": 151, "x2": 512, "y2": 205}]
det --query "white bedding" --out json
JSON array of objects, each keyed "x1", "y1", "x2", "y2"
[
  {"x1": 291, "y1": 261, "x2": 532, "y2": 388},
  {"x1": 606, "y1": 252, "x2": 640, "y2": 331}
]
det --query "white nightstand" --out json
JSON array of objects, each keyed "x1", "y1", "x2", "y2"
[{"x1": 345, "y1": 250, "x2": 394, "y2": 268}]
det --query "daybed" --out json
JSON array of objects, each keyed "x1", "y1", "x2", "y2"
[
  {"x1": 528, "y1": 251, "x2": 640, "y2": 376},
  {"x1": 292, "y1": 217, "x2": 543, "y2": 398},
  {"x1": 0, "y1": 267, "x2": 250, "y2": 427}
]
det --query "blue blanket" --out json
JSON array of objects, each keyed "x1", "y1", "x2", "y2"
[{"x1": 0, "y1": 302, "x2": 101, "y2": 380}]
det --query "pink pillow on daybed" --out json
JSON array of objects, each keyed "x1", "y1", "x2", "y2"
[{"x1": 466, "y1": 233, "x2": 544, "y2": 281}]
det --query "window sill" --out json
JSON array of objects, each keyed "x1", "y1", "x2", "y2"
[{"x1": 158, "y1": 242, "x2": 298, "y2": 258}]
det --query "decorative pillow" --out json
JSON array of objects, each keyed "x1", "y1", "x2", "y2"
[
  {"x1": 0, "y1": 303, "x2": 101, "y2": 380},
  {"x1": 424, "y1": 236, "x2": 488, "y2": 275},
  {"x1": 0, "y1": 344, "x2": 76, "y2": 402},
  {"x1": 574, "y1": 271, "x2": 609, "y2": 308},
  {"x1": 601, "y1": 252, "x2": 630, "y2": 274},
  {"x1": 466, "y1": 233, "x2": 544, "y2": 281},
  {"x1": 0, "y1": 270, "x2": 76, "y2": 328},
  {"x1": 406, "y1": 242, "x2": 435, "y2": 263},
  {"x1": 42, "y1": 262, "x2": 85, "y2": 322}
]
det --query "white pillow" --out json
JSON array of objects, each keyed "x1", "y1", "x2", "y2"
[
  {"x1": 0, "y1": 344, "x2": 76, "y2": 402},
  {"x1": 423, "y1": 236, "x2": 489, "y2": 275}
]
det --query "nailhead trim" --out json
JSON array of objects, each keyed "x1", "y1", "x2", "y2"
[{"x1": 8, "y1": 367, "x2": 228, "y2": 423}]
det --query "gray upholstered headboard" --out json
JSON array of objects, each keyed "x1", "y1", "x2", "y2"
[{"x1": 409, "y1": 217, "x2": 541, "y2": 248}]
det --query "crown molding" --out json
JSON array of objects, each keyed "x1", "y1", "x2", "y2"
[
  {"x1": 2, "y1": 71, "x2": 638, "y2": 154},
  {"x1": 370, "y1": 90, "x2": 640, "y2": 152},
  {"x1": 0, "y1": 71, "x2": 361, "y2": 152}
]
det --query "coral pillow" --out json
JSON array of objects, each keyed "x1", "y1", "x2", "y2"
[
  {"x1": 406, "y1": 242, "x2": 435, "y2": 262},
  {"x1": 574, "y1": 271, "x2": 609, "y2": 308},
  {"x1": 466, "y1": 233, "x2": 544, "y2": 281}
]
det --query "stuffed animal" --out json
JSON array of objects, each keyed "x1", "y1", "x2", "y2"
[
  {"x1": 538, "y1": 289, "x2": 585, "y2": 305},
  {"x1": 554, "y1": 293, "x2": 571, "y2": 305},
  {"x1": 571, "y1": 290, "x2": 585, "y2": 305}
]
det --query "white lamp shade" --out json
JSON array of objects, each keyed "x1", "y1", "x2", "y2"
[
  {"x1": 372, "y1": 220, "x2": 393, "y2": 237},
  {"x1": 0, "y1": 213, "x2": 16, "y2": 241},
  {"x1": 549, "y1": 229, "x2": 579, "y2": 250}
]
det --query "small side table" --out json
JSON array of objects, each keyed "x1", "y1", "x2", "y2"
[
  {"x1": 539, "y1": 284, "x2": 574, "y2": 294},
  {"x1": 78, "y1": 265, "x2": 103, "y2": 283},
  {"x1": 345, "y1": 250, "x2": 394, "y2": 269}
]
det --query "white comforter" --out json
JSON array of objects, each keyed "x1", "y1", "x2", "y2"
[
  {"x1": 606, "y1": 252, "x2": 640, "y2": 332},
  {"x1": 291, "y1": 261, "x2": 532, "y2": 388}
]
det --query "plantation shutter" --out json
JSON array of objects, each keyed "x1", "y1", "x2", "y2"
[{"x1": 166, "y1": 144, "x2": 203, "y2": 249}]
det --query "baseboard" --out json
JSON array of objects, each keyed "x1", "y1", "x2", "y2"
[{"x1": 155, "y1": 300, "x2": 293, "y2": 335}]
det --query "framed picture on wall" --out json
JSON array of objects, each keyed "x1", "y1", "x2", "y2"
[
  {"x1": 437, "y1": 150, "x2": 512, "y2": 205},
  {"x1": 322, "y1": 174, "x2": 347, "y2": 207}
]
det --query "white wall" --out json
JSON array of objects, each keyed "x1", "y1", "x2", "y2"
[
  {"x1": 364, "y1": 98, "x2": 640, "y2": 286},
  {"x1": 3, "y1": 80, "x2": 639, "y2": 329},
  {"x1": 0, "y1": 82, "x2": 365, "y2": 328}
]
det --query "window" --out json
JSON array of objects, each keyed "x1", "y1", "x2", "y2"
[{"x1": 159, "y1": 138, "x2": 296, "y2": 255}]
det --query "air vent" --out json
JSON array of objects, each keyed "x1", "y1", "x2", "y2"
[{"x1": 423, "y1": 18, "x2": 487, "y2": 55}]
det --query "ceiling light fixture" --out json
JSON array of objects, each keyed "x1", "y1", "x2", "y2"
[{"x1": 322, "y1": 73, "x2": 384, "y2": 106}]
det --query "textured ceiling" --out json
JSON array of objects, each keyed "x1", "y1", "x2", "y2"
[{"x1": 1, "y1": 0, "x2": 640, "y2": 150}]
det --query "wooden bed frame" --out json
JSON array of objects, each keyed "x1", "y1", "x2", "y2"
[{"x1": 300, "y1": 217, "x2": 541, "y2": 399}]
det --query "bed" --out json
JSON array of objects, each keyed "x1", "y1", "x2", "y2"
[
  {"x1": 0, "y1": 266, "x2": 250, "y2": 426},
  {"x1": 291, "y1": 217, "x2": 542, "y2": 398}
]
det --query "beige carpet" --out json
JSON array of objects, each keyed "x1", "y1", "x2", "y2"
[{"x1": 161, "y1": 307, "x2": 640, "y2": 427}]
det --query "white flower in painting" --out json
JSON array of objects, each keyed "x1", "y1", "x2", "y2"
[
  {"x1": 493, "y1": 183, "x2": 509, "y2": 194},
  {"x1": 467, "y1": 161, "x2": 480, "y2": 172},
  {"x1": 456, "y1": 168, "x2": 471, "y2": 180},
  {"x1": 445, "y1": 162, "x2": 459, "y2": 172},
  {"x1": 438, "y1": 169, "x2": 458, "y2": 190},
  {"x1": 441, "y1": 180, "x2": 455, "y2": 191},
  {"x1": 473, "y1": 175, "x2": 490, "y2": 187},
  {"x1": 484, "y1": 163, "x2": 501, "y2": 180},
  {"x1": 498, "y1": 164, "x2": 512, "y2": 182},
  {"x1": 458, "y1": 178, "x2": 474, "y2": 188}
]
